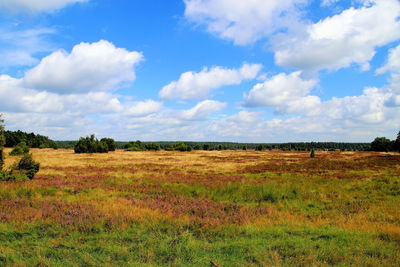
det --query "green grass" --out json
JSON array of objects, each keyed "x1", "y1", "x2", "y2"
[
  {"x1": 0, "y1": 222, "x2": 399, "y2": 267},
  {"x1": 0, "y1": 149, "x2": 399, "y2": 266}
]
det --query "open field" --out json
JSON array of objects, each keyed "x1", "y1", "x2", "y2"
[{"x1": 0, "y1": 148, "x2": 399, "y2": 266}]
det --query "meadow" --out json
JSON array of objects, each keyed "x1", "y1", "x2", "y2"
[{"x1": 0, "y1": 148, "x2": 399, "y2": 266}]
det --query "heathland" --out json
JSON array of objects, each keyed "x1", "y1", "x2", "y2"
[{"x1": 0, "y1": 148, "x2": 399, "y2": 266}]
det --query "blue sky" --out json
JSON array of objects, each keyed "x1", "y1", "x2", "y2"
[{"x1": 0, "y1": 0, "x2": 399, "y2": 142}]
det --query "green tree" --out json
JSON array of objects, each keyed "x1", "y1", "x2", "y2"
[
  {"x1": 74, "y1": 134, "x2": 111, "y2": 153},
  {"x1": 310, "y1": 149, "x2": 315, "y2": 158},
  {"x1": 371, "y1": 137, "x2": 392, "y2": 152},
  {"x1": 145, "y1": 143, "x2": 161, "y2": 151},
  {"x1": 0, "y1": 114, "x2": 4, "y2": 170},
  {"x1": 9, "y1": 141, "x2": 29, "y2": 155},
  {"x1": 395, "y1": 131, "x2": 400, "y2": 152},
  {"x1": 100, "y1": 138, "x2": 116, "y2": 151},
  {"x1": 256, "y1": 144, "x2": 265, "y2": 151}
]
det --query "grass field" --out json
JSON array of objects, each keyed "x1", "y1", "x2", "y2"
[{"x1": 0, "y1": 148, "x2": 399, "y2": 266}]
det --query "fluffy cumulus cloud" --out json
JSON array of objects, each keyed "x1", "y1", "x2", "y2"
[
  {"x1": 243, "y1": 71, "x2": 318, "y2": 109},
  {"x1": 377, "y1": 44, "x2": 400, "y2": 107},
  {"x1": 0, "y1": 0, "x2": 88, "y2": 13},
  {"x1": 24, "y1": 40, "x2": 143, "y2": 94},
  {"x1": 242, "y1": 71, "x2": 393, "y2": 123},
  {"x1": 184, "y1": 0, "x2": 305, "y2": 45},
  {"x1": 159, "y1": 63, "x2": 262, "y2": 100},
  {"x1": 273, "y1": 0, "x2": 400, "y2": 71},
  {"x1": 212, "y1": 86, "x2": 399, "y2": 142},
  {"x1": 181, "y1": 100, "x2": 226, "y2": 120},
  {"x1": 377, "y1": 44, "x2": 400, "y2": 75},
  {"x1": 0, "y1": 40, "x2": 164, "y2": 139},
  {"x1": 0, "y1": 75, "x2": 123, "y2": 114},
  {"x1": 125, "y1": 100, "x2": 163, "y2": 117}
]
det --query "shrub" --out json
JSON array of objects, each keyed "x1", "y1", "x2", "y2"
[
  {"x1": 256, "y1": 144, "x2": 265, "y2": 151},
  {"x1": 74, "y1": 134, "x2": 113, "y2": 153},
  {"x1": 165, "y1": 142, "x2": 192, "y2": 152},
  {"x1": 310, "y1": 149, "x2": 315, "y2": 158},
  {"x1": 100, "y1": 138, "x2": 116, "y2": 151},
  {"x1": 1, "y1": 154, "x2": 40, "y2": 181},
  {"x1": 0, "y1": 148, "x2": 3, "y2": 170},
  {"x1": 9, "y1": 141, "x2": 29, "y2": 155},
  {"x1": 125, "y1": 140, "x2": 146, "y2": 151},
  {"x1": 371, "y1": 137, "x2": 392, "y2": 152},
  {"x1": 15, "y1": 153, "x2": 40, "y2": 179},
  {"x1": 145, "y1": 143, "x2": 161, "y2": 151}
]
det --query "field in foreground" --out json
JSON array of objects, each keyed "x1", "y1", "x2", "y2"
[{"x1": 0, "y1": 149, "x2": 399, "y2": 266}]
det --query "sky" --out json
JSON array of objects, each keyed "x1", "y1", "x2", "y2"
[{"x1": 0, "y1": 0, "x2": 399, "y2": 142}]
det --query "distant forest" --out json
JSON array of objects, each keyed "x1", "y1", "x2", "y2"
[
  {"x1": 4, "y1": 130, "x2": 58, "y2": 149},
  {"x1": 57, "y1": 140, "x2": 371, "y2": 151},
  {"x1": 5, "y1": 129, "x2": 400, "y2": 152}
]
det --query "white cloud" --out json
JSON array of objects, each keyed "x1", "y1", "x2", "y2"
[
  {"x1": 243, "y1": 71, "x2": 318, "y2": 108},
  {"x1": 376, "y1": 44, "x2": 400, "y2": 107},
  {"x1": 125, "y1": 100, "x2": 163, "y2": 117},
  {"x1": 24, "y1": 40, "x2": 143, "y2": 94},
  {"x1": 181, "y1": 100, "x2": 226, "y2": 120},
  {"x1": 184, "y1": 0, "x2": 305, "y2": 45},
  {"x1": 322, "y1": 87, "x2": 390, "y2": 123},
  {"x1": 377, "y1": 44, "x2": 400, "y2": 74},
  {"x1": 0, "y1": 28, "x2": 55, "y2": 67},
  {"x1": 0, "y1": 0, "x2": 88, "y2": 13},
  {"x1": 321, "y1": 0, "x2": 340, "y2": 6},
  {"x1": 0, "y1": 75, "x2": 124, "y2": 114},
  {"x1": 211, "y1": 92, "x2": 400, "y2": 142},
  {"x1": 159, "y1": 63, "x2": 262, "y2": 100},
  {"x1": 274, "y1": 0, "x2": 400, "y2": 71}
]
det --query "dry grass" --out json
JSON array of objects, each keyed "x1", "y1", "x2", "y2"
[{"x1": 0, "y1": 148, "x2": 399, "y2": 266}]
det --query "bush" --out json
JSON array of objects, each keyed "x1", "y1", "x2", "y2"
[
  {"x1": 15, "y1": 153, "x2": 40, "y2": 179},
  {"x1": 0, "y1": 154, "x2": 40, "y2": 181},
  {"x1": 9, "y1": 142, "x2": 29, "y2": 155},
  {"x1": 165, "y1": 142, "x2": 192, "y2": 152},
  {"x1": 395, "y1": 131, "x2": 400, "y2": 152},
  {"x1": 145, "y1": 143, "x2": 161, "y2": 151},
  {"x1": 0, "y1": 148, "x2": 3, "y2": 171},
  {"x1": 310, "y1": 149, "x2": 315, "y2": 158},
  {"x1": 100, "y1": 138, "x2": 116, "y2": 151},
  {"x1": 371, "y1": 137, "x2": 392, "y2": 152},
  {"x1": 125, "y1": 140, "x2": 146, "y2": 151},
  {"x1": 74, "y1": 135, "x2": 113, "y2": 154},
  {"x1": 256, "y1": 144, "x2": 265, "y2": 151}
]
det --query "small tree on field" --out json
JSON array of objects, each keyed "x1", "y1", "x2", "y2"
[
  {"x1": 145, "y1": 143, "x2": 161, "y2": 151},
  {"x1": 74, "y1": 134, "x2": 112, "y2": 154},
  {"x1": 256, "y1": 144, "x2": 265, "y2": 151},
  {"x1": 395, "y1": 131, "x2": 400, "y2": 152},
  {"x1": 100, "y1": 138, "x2": 116, "y2": 151},
  {"x1": 9, "y1": 141, "x2": 29, "y2": 155},
  {"x1": 310, "y1": 149, "x2": 315, "y2": 158},
  {"x1": 371, "y1": 137, "x2": 392, "y2": 152},
  {"x1": 0, "y1": 114, "x2": 4, "y2": 170}
]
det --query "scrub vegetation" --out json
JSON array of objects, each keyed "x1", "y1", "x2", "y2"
[{"x1": 0, "y1": 147, "x2": 399, "y2": 266}]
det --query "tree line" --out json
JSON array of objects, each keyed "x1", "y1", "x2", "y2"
[
  {"x1": 4, "y1": 130, "x2": 58, "y2": 149},
  {"x1": 2, "y1": 126, "x2": 399, "y2": 154}
]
